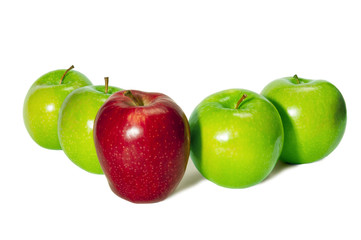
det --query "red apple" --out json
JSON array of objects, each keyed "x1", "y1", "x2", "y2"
[{"x1": 94, "y1": 90, "x2": 190, "y2": 203}]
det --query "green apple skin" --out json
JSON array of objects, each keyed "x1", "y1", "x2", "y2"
[
  {"x1": 23, "y1": 69, "x2": 92, "y2": 150},
  {"x1": 261, "y1": 76, "x2": 347, "y2": 164},
  {"x1": 189, "y1": 89, "x2": 284, "y2": 188},
  {"x1": 58, "y1": 85, "x2": 123, "y2": 174}
]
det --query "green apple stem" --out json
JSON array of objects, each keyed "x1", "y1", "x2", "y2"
[
  {"x1": 293, "y1": 74, "x2": 300, "y2": 84},
  {"x1": 124, "y1": 90, "x2": 143, "y2": 106},
  {"x1": 104, "y1": 77, "x2": 109, "y2": 94},
  {"x1": 235, "y1": 94, "x2": 247, "y2": 109},
  {"x1": 59, "y1": 65, "x2": 75, "y2": 84}
]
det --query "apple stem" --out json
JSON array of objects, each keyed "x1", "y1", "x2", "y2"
[
  {"x1": 104, "y1": 77, "x2": 109, "y2": 94},
  {"x1": 235, "y1": 94, "x2": 247, "y2": 109},
  {"x1": 293, "y1": 74, "x2": 300, "y2": 84},
  {"x1": 59, "y1": 65, "x2": 74, "y2": 84},
  {"x1": 124, "y1": 90, "x2": 143, "y2": 106}
]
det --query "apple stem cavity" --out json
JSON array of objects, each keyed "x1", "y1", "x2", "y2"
[
  {"x1": 59, "y1": 65, "x2": 75, "y2": 84},
  {"x1": 104, "y1": 77, "x2": 109, "y2": 94},
  {"x1": 124, "y1": 90, "x2": 144, "y2": 106},
  {"x1": 293, "y1": 74, "x2": 300, "y2": 84},
  {"x1": 235, "y1": 94, "x2": 248, "y2": 109}
]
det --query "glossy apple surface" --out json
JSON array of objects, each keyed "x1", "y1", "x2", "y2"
[
  {"x1": 261, "y1": 75, "x2": 347, "y2": 164},
  {"x1": 94, "y1": 90, "x2": 190, "y2": 203},
  {"x1": 58, "y1": 81, "x2": 122, "y2": 174},
  {"x1": 23, "y1": 66, "x2": 92, "y2": 149},
  {"x1": 189, "y1": 89, "x2": 284, "y2": 188}
]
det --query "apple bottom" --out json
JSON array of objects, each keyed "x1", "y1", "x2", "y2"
[
  {"x1": 99, "y1": 132, "x2": 189, "y2": 203},
  {"x1": 191, "y1": 135, "x2": 282, "y2": 189},
  {"x1": 105, "y1": 160, "x2": 187, "y2": 204}
]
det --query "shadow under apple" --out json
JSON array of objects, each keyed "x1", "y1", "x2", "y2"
[
  {"x1": 263, "y1": 159, "x2": 297, "y2": 183},
  {"x1": 173, "y1": 158, "x2": 204, "y2": 195}
]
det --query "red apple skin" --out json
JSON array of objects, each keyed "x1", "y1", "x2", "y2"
[{"x1": 94, "y1": 90, "x2": 190, "y2": 203}]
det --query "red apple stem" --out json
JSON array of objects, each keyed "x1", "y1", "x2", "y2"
[
  {"x1": 235, "y1": 94, "x2": 247, "y2": 109},
  {"x1": 293, "y1": 74, "x2": 300, "y2": 84},
  {"x1": 59, "y1": 65, "x2": 75, "y2": 84},
  {"x1": 124, "y1": 90, "x2": 143, "y2": 106},
  {"x1": 104, "y1": 77, "x2": 109, "y2": 94}
]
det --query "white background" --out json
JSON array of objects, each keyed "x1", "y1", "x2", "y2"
[{"x1": 1, "y1": 0, "x2": 360, "y2": 239}]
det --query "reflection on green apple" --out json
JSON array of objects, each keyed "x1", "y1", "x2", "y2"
[
  {"x1": 23, "y1": 66, "x2": 92, "y2": 149},
  {"x1": 58, "y1": 78, "x2": 123, "y2": 174},
  {"x1": 261, "y1": 75, "x2": 347, "y2": 164},
  {"x1": 189, "y1": 89, "x2": 284, "y2": 188}
]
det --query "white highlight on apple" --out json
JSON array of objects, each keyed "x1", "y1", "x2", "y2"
[
  {"x1": 87, "y1": 120, "x2": 94, "y2": 130},
  {"x1": 233, "y1": 112, "x2": 252, "y2": 118},
  {"x1": 46, "y1": 104, "x2": 55, "y2": 112},
  {"x1": 215, "y1": 132, "x2": 230, "y2": 142},
  {"x1": 126, "y1": 126, "x2": 142, "y2": 139},
  {"x1": 287, "y1": 107, "x2": 299, "y2": 118}
]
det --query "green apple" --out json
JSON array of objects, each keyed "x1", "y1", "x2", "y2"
[
  {"x1": 58, "y1": 77, "x2": 122, "y2": 174},
  {"x1": 189, "y1": 89, "x2": 284, "y2": 188},
  {"x1": 23, "y1": 66, "x2": 92, "y2": 149},
  {"x1": 261, "y1": 75, "x2": 347, "y2": 164}
]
